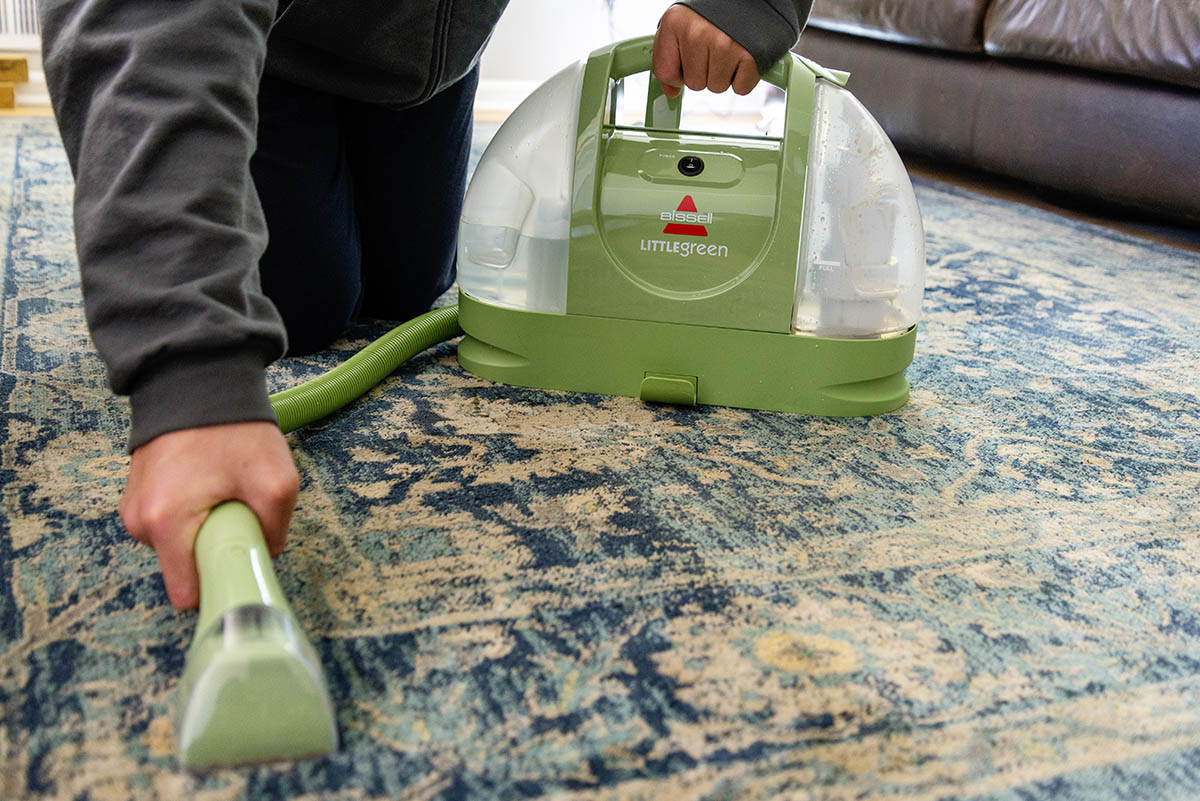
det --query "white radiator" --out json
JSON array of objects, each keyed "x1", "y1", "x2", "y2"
[
  {"x1": 0, "y1": 0, "x2": 46, "y2": 106},
  {"x1": 0, "y1": 0, "x2": 38, "y2": 40}
]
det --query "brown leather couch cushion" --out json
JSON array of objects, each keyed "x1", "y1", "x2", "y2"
[
  {"x1": 796, "y1": 28, "x2": 1200, "y2": 224},
  {"x1": 984, "y1": 0, "x2": 1200, "y2": 90},
  {"x1": 808, "y1": 0, "x2": 991, "y2": 52}
]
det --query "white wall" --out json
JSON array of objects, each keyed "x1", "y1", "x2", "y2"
[{"x1": 477, "y1": 0, "x2": 676, "y2": 111}]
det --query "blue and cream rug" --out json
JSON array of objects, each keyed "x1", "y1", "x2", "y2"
[{"x1": 1, "y1": 115, "x2": 1198, "y2": 800}]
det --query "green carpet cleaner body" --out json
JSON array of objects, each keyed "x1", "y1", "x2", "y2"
[{"x1": 175, "y1": 36, "x2": 926, "y2": 768}]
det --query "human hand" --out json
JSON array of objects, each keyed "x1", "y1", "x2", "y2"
[
  {"x1": 119, "y1": 421, "x2": 299, "y2": 610},
  {"x1": 653, "y1": 4, "x2": 761, "y2": 99}
]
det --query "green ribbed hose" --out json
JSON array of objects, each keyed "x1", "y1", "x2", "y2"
[{"x1": 270, "y1": 304, "x2": 462, "y2": 433}]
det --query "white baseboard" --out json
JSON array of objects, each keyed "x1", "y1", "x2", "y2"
[
  {"x1": 14, "y1": 67, "x2": 48, "y2": 107},
  {"x1": 0, "y1": 34, "x2": 39, "y2": 51}
]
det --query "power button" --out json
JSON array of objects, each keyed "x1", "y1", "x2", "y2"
[{"x1": 678, "y1": 155, "x2": 705, "y2": 177}]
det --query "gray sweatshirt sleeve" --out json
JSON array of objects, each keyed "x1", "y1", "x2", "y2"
[
  {"x1": 675, "y1": 0, "x2": 814, "y2": 73},
  {"x1": 39, "y1": 0, "x2": 288, "y2": 452}
]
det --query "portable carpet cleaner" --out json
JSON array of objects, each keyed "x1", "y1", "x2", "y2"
[{"x1": 175, "y1": 35, "x2": 925, "y2": 768}]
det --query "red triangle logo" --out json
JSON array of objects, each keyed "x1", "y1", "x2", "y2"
[{"x1": 663, "y1": 195, "x2": 708, "y2": 237}]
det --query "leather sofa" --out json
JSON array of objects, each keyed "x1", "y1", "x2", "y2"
[{"x1": 794, "y1": 0, "x2": 1200, "y2": 225}]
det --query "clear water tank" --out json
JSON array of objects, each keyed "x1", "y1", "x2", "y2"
[
  {"x1": 456, "y1": 61, "x2": 584, "y2": 314},
  {"x1": 792, "y1": 79, "x2": 925, "y2": 338},
  {"x1": 459, "y1": 62, "x2": 924, "y2": 341}
]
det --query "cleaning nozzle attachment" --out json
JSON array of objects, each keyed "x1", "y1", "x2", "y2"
[{"x1": 176, "y1": 502, "x2": 338, "y2": 769}]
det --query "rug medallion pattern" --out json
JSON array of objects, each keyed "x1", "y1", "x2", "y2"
[{"x1": 1, "y1": 118, "x2": 1198, "y2": 800}]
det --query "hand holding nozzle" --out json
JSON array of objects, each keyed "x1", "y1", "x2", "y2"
[{"x1": 120, "y1": 420, "x2": 299, "y2": 609}]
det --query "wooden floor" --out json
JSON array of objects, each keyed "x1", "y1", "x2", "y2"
[{"x1": 0, "y1": 105, "x2": 52, "y2": 117}]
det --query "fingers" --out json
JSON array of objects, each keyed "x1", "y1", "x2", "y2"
[
  {"x1": 679, "y1": 36, "x2": 711, "y2": 92},
  {"x1": 705, "y1": 48, "x2": 737, "y2": 95},
  {"x1": 121, "y1": 421, "x2": 298, "y2": 610},
  {"x1": 652, "y1": 22, "x2": 684, "y2": 99},
  {"x1": 730, "y1": 54, "x2": 761, "y2": 96},
  {"x1": 241, "y1": 450, "x2": 299, "y2": 560},
  {"x1": 654, "y1": 5, "x2": 762, "y2": 98},
  {"x1": 155, "y1": 522, "x2": 203, "y2": 610},
  {"x1": 121, "y1": 488, "x2": 207, "y2": 610}
]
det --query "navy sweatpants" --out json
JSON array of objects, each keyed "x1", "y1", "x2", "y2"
[{"x1": 250, "y1": 67, "x2": 478, "y2": 355}]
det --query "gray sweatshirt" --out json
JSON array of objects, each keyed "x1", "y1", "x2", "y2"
[{"x1": 39, "y1": 0, "x2": 813, "y2": 451}]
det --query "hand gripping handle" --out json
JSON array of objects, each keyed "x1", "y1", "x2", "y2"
[{"x1": 589, "y1": 34, "x2": 837, "y2": 137}]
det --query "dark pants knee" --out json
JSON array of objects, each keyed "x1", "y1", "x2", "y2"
[
  {"x1": 252, "y1": 75, "x2": 360, "y2": 355},
  {"x1": 347, "y1": 68, "x2": 477, "y2": 321},
  {"x1": 251, "y1": 68, "x2": 478, "y2": 355}
]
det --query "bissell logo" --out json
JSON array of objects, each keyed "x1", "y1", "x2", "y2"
[
  {"x1": 660, "y1": 196, "x2": 711, "y2": 236},
  {"x1": 642, "y1": 195, "x2": 728, "y2": 259}
]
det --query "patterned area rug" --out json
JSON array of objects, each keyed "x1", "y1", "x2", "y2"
[{"x1": 2, "y1": 115, "x2": 1198, "y2": 801}]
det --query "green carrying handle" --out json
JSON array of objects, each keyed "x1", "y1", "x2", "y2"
[
  {"x1": 614, "y1": 35, "x2": 790, "y2": 131},
  {"x1": 606, "y1": 34, "x2": 793, "y2": 90},
  {"x1": 596, "y1": 34, "x2": 849, "y2": 134},
  {"x1": 191, "y1": 501, "x2": 291, "y2": 639}
]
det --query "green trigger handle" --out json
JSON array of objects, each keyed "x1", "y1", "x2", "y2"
[{"x1": 191, "y1": 501, "x2": 292, "y2": 638}]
